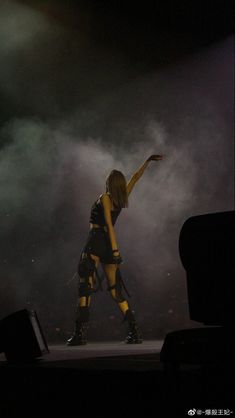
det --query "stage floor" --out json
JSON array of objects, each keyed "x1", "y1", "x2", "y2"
[
  {"x1": 45, "y1": 339, "x2": 162, "y2": 368},
  {"x1": 0, "y1": 339, "x2": 234, "y2": 418},
  {"x1": 0, "y1": 339, "x2": 163, "y2": 371}
]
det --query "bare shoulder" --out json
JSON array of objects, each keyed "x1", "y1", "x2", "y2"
[{"x1": 100, "y1": 193, "x2": 112, "y2": 208}]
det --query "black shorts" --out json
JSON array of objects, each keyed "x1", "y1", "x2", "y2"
[{"x1": 81, "y1": 228, "x2": 114, "y2": 264}]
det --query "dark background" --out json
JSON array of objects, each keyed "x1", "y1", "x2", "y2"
[
  {"x1": 1, "y1": 0, "x2": 234, "y2": 122},
  {"x1": 0, "y1": 0, "x2": 234, "y2": 343}
]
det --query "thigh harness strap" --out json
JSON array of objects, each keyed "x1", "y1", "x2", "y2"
[{"x1": 78, "y1": 252, "x2": 104, "y2": 296}]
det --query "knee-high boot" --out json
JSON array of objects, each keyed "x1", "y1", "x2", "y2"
[
  {"x1": 124, "y1": 309, "x2": 143, "y2": 344},
  {"x1": 66, "y1": 306, "x2": 89, "y2": 346}
]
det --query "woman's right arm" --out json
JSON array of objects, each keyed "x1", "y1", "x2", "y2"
[{"x1": 127, "y1": 154, "x2": 163, "y2": 196}]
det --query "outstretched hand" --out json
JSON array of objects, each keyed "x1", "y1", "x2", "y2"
[{"x1": 147, "y1": 154, "x2": 163, "y2": 162}]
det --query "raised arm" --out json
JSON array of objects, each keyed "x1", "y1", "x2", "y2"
[{"x1": 126, "y1": 154, "x2": 163, "y2": 196}]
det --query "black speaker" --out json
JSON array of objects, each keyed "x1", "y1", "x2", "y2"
[
  {"x1": 160, "y1": 210, "x2": 235, "y2": 367},
  {"x1": 160, "y1": 326, "x2": 234, "y2": 367},
  {"x1": 0, "y1": 309, "x2": 49, "y2": 362},
  {"x1": 179, "y1": 210, "x2": 235, "y2": 326}
]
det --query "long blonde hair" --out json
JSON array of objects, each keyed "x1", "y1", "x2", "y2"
[{"x1": 106, "y1": 170, "x2": 128, "y2": 209}]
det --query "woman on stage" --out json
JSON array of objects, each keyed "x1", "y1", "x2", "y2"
[{"x1": 67, "y1": 154, "x2": 163, "y2": 345}]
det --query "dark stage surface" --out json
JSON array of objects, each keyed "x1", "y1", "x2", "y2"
[{"x1": 0, "y1": 340, "x2": 234, "y2": 418}]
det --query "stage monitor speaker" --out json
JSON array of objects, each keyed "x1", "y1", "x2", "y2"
[
  {"x1": 160, "y1": 211, "x2": 235, "y2": 368},
  {"x1": 178, "y1": 210, "x2": 235, "y2": 326},
  {"x1": 160, "y1": 326, "x2": 234, "y2": 367},
  {"x1": 0, "y1": 309, "x2": 49, "y2": 362}
]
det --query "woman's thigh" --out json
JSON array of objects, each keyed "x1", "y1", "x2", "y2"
[{"x1": 103, "y1": 263, "x2": 118, "y2": 286}]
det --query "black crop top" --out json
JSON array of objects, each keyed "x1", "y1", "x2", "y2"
[{"x1": 89, "y1": 195, "x2": 121, "y2": 227}]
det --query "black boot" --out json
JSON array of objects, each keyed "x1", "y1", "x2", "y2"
[
  {"x1": 124, "y1": 309, "x2": 143, "y2": 344},
  {"x1": 66, "y1": 306, "x2": 89, "y2": 346},
  {"x1": 66, "y1": 321, "x2": 89, "y2": 346}
]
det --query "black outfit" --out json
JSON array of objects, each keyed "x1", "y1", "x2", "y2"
[
  {"x1": 89, "y1": 194, "x2": 121, "y2": 227},
  {"x1": 66, "y1": 194, "x2": 142, "y2": 346},
  {"x1": 81, "y1": 228, "x2": 114, "y2": 265},
  {"x1": 80, "y1": 195, "x2": 121, "y2": 264}
]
